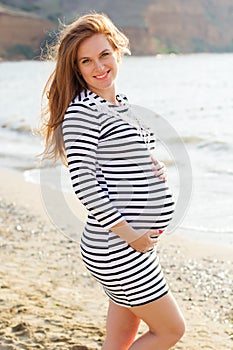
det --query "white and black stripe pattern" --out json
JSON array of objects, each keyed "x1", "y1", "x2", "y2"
[
  {"x1": 80, "y1": 227, "x2": 169, "y2": 307},
  {"x1": 62, "y1": 89, "x2": 174, "y2": 307}
]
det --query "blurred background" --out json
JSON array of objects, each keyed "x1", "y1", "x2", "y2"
[
  {"x1": 0, "y1": 0, "x2": 233, "y2": 59},
  {"x1": 0, "y1": 0, "x2": 233, "y2": 243}
]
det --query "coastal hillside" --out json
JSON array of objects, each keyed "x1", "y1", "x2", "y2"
[
  {"x1": 0, "y1": 5, "x2": 55, "y2": 60},
  {"x1": 0, "y1": 0, "x2": 233, "y2": 59}
]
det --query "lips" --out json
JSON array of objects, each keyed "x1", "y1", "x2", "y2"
[{"x1": 94, "y1": 70, "x2": 110, "y2": 80}]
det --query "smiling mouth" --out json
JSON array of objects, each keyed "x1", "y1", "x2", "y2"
[{"x1": 94, "y1": 70, "x2": 110, "y2": 79}]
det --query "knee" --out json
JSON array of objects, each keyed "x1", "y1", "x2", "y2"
[
  {"x1": 169, "y1": 317, "x2": 186, "y2": 345},
  {"x1": 103, "y1": 318, "x2": 140, "y2": 350},
  {"x1": 152, "y1": 316, "x2": 185, "y2": 347}
]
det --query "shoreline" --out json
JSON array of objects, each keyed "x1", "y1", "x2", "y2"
[
  {"x1": 0, "y1": 167, "x2": 232, "y2": 349},
  {"x1": 3, "y1": 164, "x2": 233, "y2": 246}
]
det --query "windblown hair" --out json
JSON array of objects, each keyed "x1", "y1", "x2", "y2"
[{"x1": 40, "y1": 13, "x2": 130, "y2": 165}]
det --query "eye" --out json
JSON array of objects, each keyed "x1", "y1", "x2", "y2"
[
  {"x1": 102, "y1": 51, "x2": 110, "y2": 57},
  {"x1": 81, "y1": 58, "x2": 90, "y2": 64}
]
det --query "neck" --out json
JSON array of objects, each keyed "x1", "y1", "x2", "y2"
[{"x1": 89, "y1": 86, "x2": 119, "y2": 105}]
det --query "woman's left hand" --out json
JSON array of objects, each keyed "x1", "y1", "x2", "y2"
[{"x1": 151, "y1": 157, "x2": 167, "y2": 182}]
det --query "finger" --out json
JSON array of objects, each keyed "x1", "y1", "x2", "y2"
[
  {"x1": 152, "y1": 163, "x2": 165, "y2": 172},
  {"x1": 157, "y1": 161, "x2": 165, "y2": 168},
  {"x1": 150, "y1": 230, "x2": 163, "y2": 238},
  {"x1": 153, "y1": 168, "x2": 167, "y2": 181},
  {"x1": 153, "y1": 159, "x2": 165, "y2": 168},
  {"x1": 150, "y1": 157, "x2": 158, "y2": 165},
  {"x1": 159, "y1": 175, "x2": 168, "y2": 182},
  {"x1": 159, "y1": 175, "x2": 167, "y2": 181},
  {"x1": 154, "y1": 168, "x2": 166, "y2": 176},
  {"x1": 149, "y1": 238, "x2": 159, "y2": 247},
  {"x1": 152, "y1": 168, "x2": 166, "y2": 178}
]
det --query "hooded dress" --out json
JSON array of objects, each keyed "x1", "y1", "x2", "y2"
[{"x1": 62, "y1": 89, "x2": 174, "y2": 307}]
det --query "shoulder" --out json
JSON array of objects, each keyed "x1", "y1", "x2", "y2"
[
  {"x1": 67, "y1": 89, "x2": 97, "y2": 112},
  {"x1": 63, "y1": 89, "x2": 100, "y2": 125}
]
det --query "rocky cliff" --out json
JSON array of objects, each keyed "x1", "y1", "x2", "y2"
[
  {"x1": 144, "y1": 0, "x2": 233, "y2": 53},
  {"x1": 0, "y1": 6, "x2": 55, "y2": 60},
  {"x1": 0, "y1": 0, "x2": 232, "y2": 59}
]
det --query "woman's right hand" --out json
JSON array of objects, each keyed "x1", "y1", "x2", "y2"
[{"x1": 129, "y1": 229, "x2": 163, "y2": 252}]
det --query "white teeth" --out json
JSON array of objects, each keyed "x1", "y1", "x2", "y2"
[{"x1": 96, "y1": 72, "x2": 107, "y2": 79}]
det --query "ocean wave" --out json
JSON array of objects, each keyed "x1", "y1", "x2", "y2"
[
  {"x1": 167, "y1": 135, "x2": 231, "y2": 152},
  {"x1": 1, "y1": 122, "x2": 33, "y2": 134},
  {"x1": 198, "y1": 140, "x2": 231, "y2": 152},
  {"x1": 174, "y1": 137, "x2": 231, "y2": 153},
  {"x1": 180, "y1": 136, "x2": 206, "y2": 144},
  {"x1": 207, "y1": 169, "x2": 233, "y2": 177},
  {"x1": 180, "y1": 225, "x2": 233, "y2": 234},
  {"x1": 162, "y1": 135, "x2": 205, "y2": 145}
]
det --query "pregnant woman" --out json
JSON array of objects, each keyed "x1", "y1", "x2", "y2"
[{"x1": 41, "y1": 13, "x2": 185, "y2": 350}]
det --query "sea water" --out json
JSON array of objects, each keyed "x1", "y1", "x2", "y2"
[{"x1": 0, "y1": 54, "x2": 233, "y2": 243}]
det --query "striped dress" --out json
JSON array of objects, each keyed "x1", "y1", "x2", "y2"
[{"x1": 62, "y1": 89, "x2": 175, "y2": 307}]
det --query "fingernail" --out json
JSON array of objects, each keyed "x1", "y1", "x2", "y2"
[{"x1": 158, "y1": 230, "x2": 163, "y2": 234}]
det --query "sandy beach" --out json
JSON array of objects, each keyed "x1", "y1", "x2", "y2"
[{"x1": 0, "y1": 168, "x2": 232, "y2": 350}]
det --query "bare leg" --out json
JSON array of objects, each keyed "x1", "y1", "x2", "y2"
[
  {"x1": 129, "y1": 291, "x2": 185, "y2": 350},
  {"x1": 102, "y1": 300, "x2": 140, "y2": 350}
]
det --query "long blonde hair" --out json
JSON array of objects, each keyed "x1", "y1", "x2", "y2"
[{"x1": 40, "y1": 13, "x2": 130, "y2": 165}]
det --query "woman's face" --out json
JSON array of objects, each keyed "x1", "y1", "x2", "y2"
[{"x1": 77, "y1": 33, "x2": 120, "y2": 99}]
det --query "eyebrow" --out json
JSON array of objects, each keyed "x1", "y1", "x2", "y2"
[{"x1": 78, "y1": 49, "x2": 110, "y2": 61}]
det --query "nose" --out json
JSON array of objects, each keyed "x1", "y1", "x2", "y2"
[{"x1": 94, "y1": 59, "x2": 105, "y2": 71}]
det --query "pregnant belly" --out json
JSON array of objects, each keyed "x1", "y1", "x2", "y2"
[{"x1": 109, "y1": 176, "x2": 175, "y2": 230}]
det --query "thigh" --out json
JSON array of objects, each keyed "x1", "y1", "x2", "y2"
[
  {"x1": 130, "y1": 291, "x2": 185, "y2": 335},
  {"x1": 103, "y1": 300, "x2": 140, "y2": 350}
]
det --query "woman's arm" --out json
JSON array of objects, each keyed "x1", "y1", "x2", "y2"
[
  {"x1": 110, "y1": 220, "x2": 163, "y2": 252},
  {"x1": 62, "y1": 105, "x2": 124, "y2": 229}
]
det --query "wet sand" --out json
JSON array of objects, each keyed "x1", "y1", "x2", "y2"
[{"x1": 0, "y1": 168, "x2": 232, "y2": 349}]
